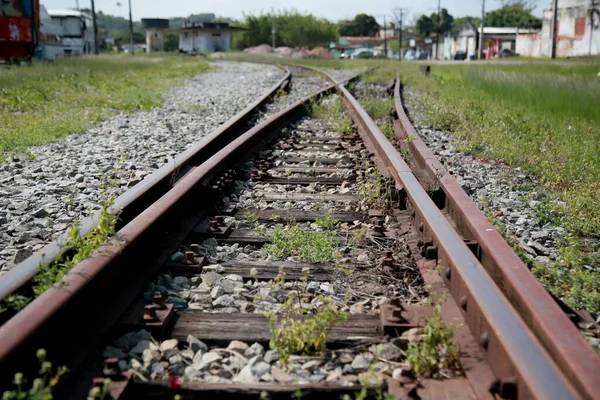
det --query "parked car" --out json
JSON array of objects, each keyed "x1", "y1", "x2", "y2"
[
  {"x1": 452, "y1": 51, "x2": 467, "y2": 60},
  {"x1": 404, "y1": 49, "x2": 428, "y2": 61},
  {"x1": 350, "y1": 48, "x2": 377, "y2": 59}
]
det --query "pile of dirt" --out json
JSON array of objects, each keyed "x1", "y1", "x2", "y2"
[
  {"x1": 274, "y1": 46, "x2": 295, "y2": 57},
  {"x1": 244, "y1": 44, "x2": 274, "y2": 54},
  {"x1": 308, "y1": 47, "x2": 333, "y2": 59}
]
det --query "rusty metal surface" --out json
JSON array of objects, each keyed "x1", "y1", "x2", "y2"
[
  {"x1": 339, "y1": 84, "x2": 579, "y2": 399},
  {"x1": 0, "y1": 83, "x2": 336, "y2": 389},
  {"x1": 0, "y1": 65, "x2": 292, "y2": 303},
  {"x1": 393, "y1": 78, "x2": 600, "y2": 400}
]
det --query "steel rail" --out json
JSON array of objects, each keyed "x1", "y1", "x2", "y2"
[
  {"x1": 392, "y1": 78, "x2": 600, "y2": 400},
  {"x1": 339, "y1": 84, "x2": 579, "y2": 399},
  {"x1": 0, "y1": 65, "x2": 292, "y2": 303},
  {"x1": 0, "y1": 82, "x2": 337, "y2": 388}
]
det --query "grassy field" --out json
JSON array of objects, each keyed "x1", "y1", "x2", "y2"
[
  {"x1": 407, "y1": 62, "x2": 599, "y2": 312},
  {"x1": 229, "y1": 55, "x2": 600, "y2": 312},
  {"x1": 0, "y1": 55, "x2": 210, "y2": 160}
]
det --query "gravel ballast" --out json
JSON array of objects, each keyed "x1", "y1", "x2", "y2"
[
  {"x1": 0, "y1": 61, "x2": 285, "y2": 273},
  {"x1": 401, "y1": 87, "x2": 562, "y2": 264}
]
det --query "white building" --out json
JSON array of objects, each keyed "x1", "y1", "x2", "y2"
[
  {"x1": 40, "y1": 8, "x2": 95, "y2": 60},
  {"x1": 517, "y1": 0, "x2": 599, "y2": 57},
  {"x1": 178, "y1": 21, "x2": 235, "y2": 53}
]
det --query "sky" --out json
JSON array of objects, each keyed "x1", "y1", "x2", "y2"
[{"x1": 41, "y1": 0, "x2": 550, "y2": 24}]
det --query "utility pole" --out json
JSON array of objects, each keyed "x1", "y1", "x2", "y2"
[
  {"x1": 383, "y1": 15, "x2": 387, "y2": 58},
  {"x1": 479, "y1": 0, "x2": 485, "y2": 59},
  {"x1": 91, "y1": 0, "x2": 99, "y2": 54},
  {"x1": 128, "y1": 0, "x2": 134, "y2": 55},
  {"x1": 272, "y1": 19, "x2": 276, "y2": 49},
  {"x1": 435, "y1": 0, "x2": 441, "y2": 59},
  {"x1": 590, "y1": 1, "x2": 598, "y2": 56},
  {"x1": 399, "y1": 9, "x2": 403, "y2": 61},
  {"x1": 551, "y1": 0, "x2": 559, "y2": 58}
]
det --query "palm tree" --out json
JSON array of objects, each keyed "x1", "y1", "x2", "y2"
[{"x1": 116, "y1": 1, "x2": 122, "y2": 18}]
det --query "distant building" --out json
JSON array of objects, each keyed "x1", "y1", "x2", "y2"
[
  {"x1": 142, "y1": 18, "x2": 169, "y2": 53},
  {"x1": 178, "y1": 20, "x2": 237, "y2": 52},
  {"x1": 41, "y1": 8, "x2": 95, "y2": 60},
  {"x1": 456, "y1": 22, "x2": 538, "y2": 59},
  {"x1": 517, "y1": 0, "x2": 599, "y2": 57}
]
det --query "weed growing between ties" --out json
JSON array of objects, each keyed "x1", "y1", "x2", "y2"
[
  {"x1": 2, "y1": 349, "x2": 68, "y2": 400},
  {"x1": 0, "y1": 180, "x2": 121, "y2": 313},
  {"x1": 405, "y1": 302, "x2": 461, "y2": 377},
  {"x1": 311, "y1": 95, "x2": 354, "y2": 136},
  {"x1": 264, "y1": 222, "x2": 338, "y2": 263},
  {"x1": 356, "y1": 164, "x2": 394, "y2": 210},
  {"x1": 264, "y1": 268, "x2": 348, "y2": 366},
  {"x1": 0, "y1": 55, "x2": 211, "y2": 160}
]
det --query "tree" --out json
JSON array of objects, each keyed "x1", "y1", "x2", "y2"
[
  {"x1": 432, "y1": 9, "x2": 454, "y2": 34},
  {"x1": 164, "y1": 33, "x2": 179, "y2": 52},
  {"x1": 338, "y1": 14, "x2": 379, "y2": 37},
  {"x1": 416, "y1": 8, "x2": 454, "y2": 37},
  {"x1": 232, "y1": 10, "x2": 338, "y2": 49},
  {"x1": 453, "y1": 16, "x2": 481, "y2": 31},
  {"x1": 111, "y1": 29, "x2": 145, "y2": 47},
  {"x1": 416, "y1": 15, "x2": 435, "y2": 37},
  {"x1": 485, "y1": 1, "x2": 542, "y2": 27}
]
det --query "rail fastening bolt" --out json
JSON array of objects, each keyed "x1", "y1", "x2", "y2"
[
  {"x1": 480, "y1": 332, "x2": 489, "y2": 350},
  {"x1": 143, "y1": 304, "x2": 159, "y2": 321}
]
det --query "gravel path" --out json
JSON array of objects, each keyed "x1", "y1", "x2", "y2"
[
  {"x1": 0, "y1": 61, "x2": 285, "y2": 272},
  {"x1": 326, "y1": 69, "x2": 361, "y2": 84},
  {"x1": 401, "y1": 87, "x2": 562, "y2": 265}
]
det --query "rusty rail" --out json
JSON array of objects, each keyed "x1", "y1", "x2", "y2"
[
  {"x1": 0, "y1": 65, "x2": 292, "y2": 302},
  {"x1": 392, "y1": 77, "x2": 600, "y2": 400},
  {"x1": 0, "y1": 82, "x2": 337, "y2": 388},
  {"x1": 339, "y1": 84, "x2": 579, "y2": 399}
]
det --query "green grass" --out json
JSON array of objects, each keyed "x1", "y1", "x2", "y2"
[
  {"x1": 0, "y1": 55, "x2": 210, "y2": 160},
  {"x1": 404, "y1": 63, "x2": 600, "y2": 313},
  {"x1": 264, "y1": 223, "x2": 338, "y2": 263},
  {"x1": 404, "y1": 64, "x2": 600, "y2": 239}
]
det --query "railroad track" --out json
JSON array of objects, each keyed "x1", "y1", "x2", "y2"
[{"x1": 0, "y1": 63, "x2": 597, "y2": 400}]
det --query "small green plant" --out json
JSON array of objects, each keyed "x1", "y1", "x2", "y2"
[
  {"x1": 381, "y1": 121, "x2": 394, "y2": 140},
  {"x1": 405, "y1": 303, "x2": 461, "y2": 376},
  {"x1": 361, "y1": 95, "x2": 393, "y2": 121},
  {"x1": 0, "y1": 295, "x2": 31, "y2": 313},
  {"x1": 356, "y1": 165, "x2": 393, "y2": 210},
  {"x1": 532, "y1": 237, "x2": 600, "y2": 313},
  {"x1": 32, "y1": 198, "x2": 120, "y2": 297},
  {"x1": 315, "y1": 214, "x2": 339, "y2": 231},
  {"x1": 265, "y1": 268, "x2": 347, "y2": 366},
  {"x1": 312, "y1": 95, "x2": 354, "y2": 136},
  {"x1": 264, "y1": 223, "x2": 338, "y2": 263},
  {"x1": 242, "y1": 211, "x2": 258, "y2": 225},
  {"x1": 1, "y1": 194, "x2": 121, "y2": 313},
  {"x1": 2, "y1": 349, "x2": 68, "y2": 400},
  {"x1": 87, "y1": 378, "x2": 111, "y2": 400}
]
